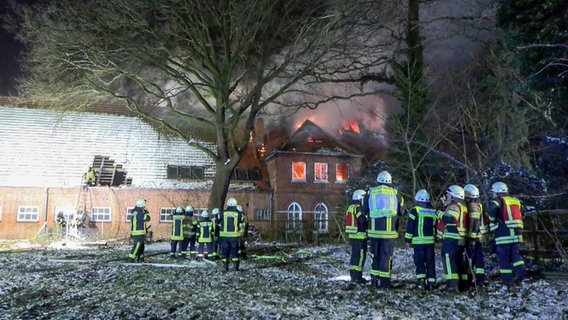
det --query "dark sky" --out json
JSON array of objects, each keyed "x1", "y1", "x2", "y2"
[{"x1": 0, "y1": 1, "x2": 38, "y2": 96}]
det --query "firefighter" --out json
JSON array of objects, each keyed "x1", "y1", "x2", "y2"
[
  {"x1": 436, "y1": 185, "x2": 468, "y2": 292},
  {"x1": 197, "y1": 210, "x2": 215, "y2": 261},
  {"x1": 487, "y1": 182, "x2": 527, "y2": 286},
  {"x1": 128, "y1": 199, "x2": 151, "y2": 263},
  {"x1": 405, "y1": 189, "x2": 437, "y2": 291},
  {"x1": 345, "y1": 189, "x2": 368, "y2": 284},
  {"x1": 211, "y1": 208, "x2": 221, "y2": 260},
  {"x1": 181, "y1": 205, "x2": 195, "y2": 259},
  {"x1": 463, "y1": 184, "x2": 486, "y2": 288},
  {"x1": 237, "y1": 204, "x2": 249, "y2": 259},
  {"x1": 170, "y1": 206, "x2": 186, "y2": 259},
  {"x1": 219, "y1": 197, "x2": 245, "y2": 271},
  {"x1": 184, "y1": 205, "x2": 199, "y2": 260},
  {"x1": 56, "y1": 211, "x2": 67, "y2": 237},
  {"x1": 362, "y1": 171, "x2": 404, "y2": 289}
]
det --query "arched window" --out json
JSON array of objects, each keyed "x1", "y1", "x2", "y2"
[
  {"x1": 313, "y1": 202, "x2": 328, "y2": 233},
  {"x1": 286, "y1": 202, "x2": 302, "y2": 230}
]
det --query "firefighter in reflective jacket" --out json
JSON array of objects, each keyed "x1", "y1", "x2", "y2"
[
  {"x1": 237, "y1": 205, "x2": 249, "y2": 259},
  {"x1": 211, "y1": 208, "x2": 221, "y2": 260},
  {"x1": 362, "y1": 171, "x2": 404, "y2": 289},
  {"x1": 405, "y1": 189, "x2": 437, "y2": 290},
  {"x1": 219, "y1": 198, "x2": 245, "y2": 271},
  {"x1": 129, "y1": 199, "x2": 151, "y2": 263},
  {"x1": 487, "y1": 182, "x2": 527, "y2": 286},
  {"x1": 170, "y1": 207, "x2": 186, "y2": 259},
  {"x1": 184, "y1": 206, "x2": 199, "y2": 260},
  {"x1": 345, "y1": 189, "x2": 368, "y2": 284},
  {"x1": 463, "y1": 184, "x2": 486, "y2": 287},
  {"x1": 197, "y1": 210, "x2": 215, "y2": 261},
  {"x1": 436, "y1": 185, "x2": 467, "y2": 292}
]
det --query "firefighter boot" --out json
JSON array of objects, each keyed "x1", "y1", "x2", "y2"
[
  {"x1": 224, "y1": 261, "x2": 229, "y2": 271},
  {"x1": 370, "y1": 276, "x2": 379, "y2": 288},
  {"x1": 378, "y1": 278, "x2": 391, "y2": 289},
  {"x1": 234, "y1": 261, "x2": 240, "y2": 271},
  {"x1": 350, "y1": 270, "x2": 357, "y2": 282},
  {"x1": 354, "y1": 271, "x2": 367, "y2": 284}
]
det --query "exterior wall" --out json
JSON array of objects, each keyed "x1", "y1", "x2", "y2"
[
  {"x1": 0, "y1": 186, "x2": 270, "y2": 240},
  {"x1": 266, "y1": 152, "x2": 362, "y2": 241}
]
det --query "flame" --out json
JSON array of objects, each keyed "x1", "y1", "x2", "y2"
[{"x1": 342, "y1": 120, "x2": 360, "y2": 134}]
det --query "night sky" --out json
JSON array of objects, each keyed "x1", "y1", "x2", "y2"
[{"x1": 0, "y1": 1, "x2": 37, "y2": 96}]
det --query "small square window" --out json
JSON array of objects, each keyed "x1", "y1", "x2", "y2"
[
  {"x1": 91, "y1": 207, "x2": 111, "y2": 222},
  {"x1": 160, "y1": 208, "x2": 175, "y2": 222},
  {"x1": 17, "y1": 206, "x2": 40, "y2": 222},
  {"x1": 292, "y1": 162, "x2": 306, "y2": 182},
  {"x1": 314, "y1": 163, "x2": 328, "y2": 182}
]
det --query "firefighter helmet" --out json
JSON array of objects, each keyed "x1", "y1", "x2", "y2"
[
  {"x1": 227, "y1": 197, "x2": 238, "y2": 207},
  {"x1": 352, "y1": 189, "x2": 366, "y2": 201},
  {"x1": 201, "y1": 210, "x2": 209, "y2": 218},
  {"x1": 376, "y1": 171, "x2": 392, "y2": 184},
  {"x1": 175, "y1": 206, "x2": 184, "y2": 214},
  {"x1": 185, "y1": 205, "x2": 194, "y2": 213},
  {"x1": 447, "y1": 185, "x2": 465, "y2": 200},
  {"x1": 236, "y1": 205, "x2": 243, "y2": 212},
  {"x1": 212, "y1": 208, "x2": 220, "y2": 216},
  {"x1": 464, "y1": 184, "x2": 480, "y2": 198},
  {"x1": 135, "y1": 199, "x2": 145, "y2": 208},
  {"x1": 414, "y1": 189, "x2": 430, "y2": 202},
  {"x1": 491, "y1": 182, "x2": 508, "y2": 193}
]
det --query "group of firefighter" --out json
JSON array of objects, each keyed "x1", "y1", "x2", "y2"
[
  {"x1": 345, "y1": 170, "x2": 527, "y2": 292},
  {"x1": 128, "y1": 197, "x2": 249, "y2": 271}
]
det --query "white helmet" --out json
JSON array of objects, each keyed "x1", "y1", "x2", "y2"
[
  {"x1": 227, "y1": 197, "x2": 238, "y2": 207},
  {"x1": 236, "y1": 205, "x2": 243, "y2": 212},
  {"x1": 135, "y1": 199, "x2": 146, "y2": 208},
  {"x1": 352, "y1": 189, "x2": 366, "y2": 201},
  {"x1": 175, "y1": 206, "x2": 184, "y2": 214},
  {"x1": 447, "y1": 185, "x2": 465, "y2": 200},
  {"x1": 201, "y1": 210, "x2": 209, "y2": 218},
  {"x1": 491, "y1": 182, "x2": 508, "y2": 193},
  {"x1": 463, "y1": 184, "x2": 480, "y2": 198},
  {"x1": 185, "y1": 205, "x2": 194, "y2": 213},
  {"x1": 414, "y1": 189, "x2": 430, "y2": 202},
  {"x1": 212, "y1": 208, "x2": 220, "y2": 216},
  {"x1": 377, "y1": 171, "x2": 392, "y2": 184}
]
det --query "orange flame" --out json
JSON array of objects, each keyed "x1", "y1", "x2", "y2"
[{"x1": 342, "y1": 120, "x2": 360, "y2": 134}]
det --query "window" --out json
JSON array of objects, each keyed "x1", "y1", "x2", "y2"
[
  {"x1": 17, "y1": 206, "x2": 40, "y2": 222},
  {"x1": 167, "y1": 165, "x2": 205, "y2": 179},
  {"x1": 336, "y1": 163, "x2": 349, "y2": 183},
  {"x1": 255, "y1": 208, "x2": 271, "y2": 221},
  {"x1": 314, "y1": 163, "x2": 328, "y2": 182},
  {"x1": 313, "y1": 203, "x2": 329, "y2": 233},
  {"x1": 126, "y1": 207, "x2": 134, "y2": 222},
  {"x1": 286, "y1": 202, "x2": 302, "y2": 230},
  {"x1": 232, "y1": 167, "x2": 261, "y2": 181},
  {"x1": 160, "y1": 208, "x2": 175, "y2": 222},
  {"x1": 91, "y1": 207, "x2": 111, "y2": 222},
  {"x1": 292, "y1": 162, "x2": 306, "y2": 182}
]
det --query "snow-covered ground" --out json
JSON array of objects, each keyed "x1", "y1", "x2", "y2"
[{"x1": 0, "y1": 240, "x2": 567, "y2": 320}]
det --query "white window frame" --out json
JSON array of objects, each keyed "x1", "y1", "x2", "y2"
[
  {"x1": 335, "y1": 163, "x2": 349, "y2": 183},
  {"x1": 291, "y1": 161, "x2": 307, "y2": 182},
  {"x1": 314, "y1": 162, "x2": 328, "y2": 183},
  {"x1": 254, "y1": 208, "x2": 271, "y2": 221},
  {"x1": 313, "y1": 202, "x2": 329, "y2": 233},
  {"x1": 160, "y1": 208, "x2": 175, "y2": 222},
  {"x1": 126, "y1": 207, "x2": 134, "y2": 222},
  {"x1": 17, "y1": 206, "x2": 40, "y2": 222},
  {"x1": 91, "y1": 207, "x2": 111, "y2": 222},
  {"x1": 286, "y1": 202, "x2": 302, "y2": 230}
]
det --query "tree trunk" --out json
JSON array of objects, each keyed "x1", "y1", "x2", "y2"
[{"x1": 207, "y1": 157, "x2": 239, "y2": 211}]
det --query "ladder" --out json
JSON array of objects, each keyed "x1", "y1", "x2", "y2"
[{"x1": 68, "y1": 186, "x2": 92, "y2": 239}]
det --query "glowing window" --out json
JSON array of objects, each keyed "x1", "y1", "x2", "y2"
[
  {"x1": 314, "y1": 163, "x2": 328, "y2": 182},
  {"x1": 336, "y1": 163, "x2": 349, "y2": 183},
  {"x1": 292, "y1": 162, "x2": 306, "y2": 182}
]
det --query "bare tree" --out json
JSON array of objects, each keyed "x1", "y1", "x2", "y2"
[{"x1": 7, "y1": 0, "x2": 401, "y2": 209}]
